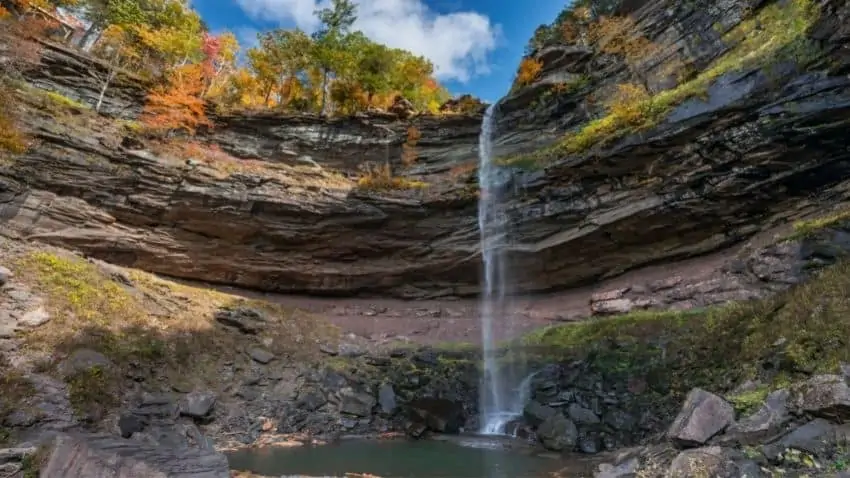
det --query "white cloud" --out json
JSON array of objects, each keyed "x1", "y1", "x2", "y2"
[{"x1": 232, "y1": 0, "x2": 500, "y2": 82}]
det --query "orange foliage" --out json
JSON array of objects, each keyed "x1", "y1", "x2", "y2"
[
  {"x1": 401, "y1": 125, "x2": 421, "y2": 166},
  {"x1": 586, "y1": 16, "x2": 660, "y2": 65},
  {"x1": 515, "y1": 58, "x2": 543, "y2": 87},
  {"x1": 0, "y1": 5, "x2": 10, "y2": 18},
  {"x1": 141, "y1": 64, "x2": 211, "y2": 134},
  {"x1": 0, "y1": 111, "x2": 28, "y2": 154}
]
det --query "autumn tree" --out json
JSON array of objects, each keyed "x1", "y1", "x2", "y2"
[
  {"x1": 514, "y1": 58, "x2": 543, "y2": 88},
  {"x1": 141, "y1": 62, "x2": 210, "y2": 134}
]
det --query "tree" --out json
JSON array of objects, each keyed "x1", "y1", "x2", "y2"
[
  {"x1": 257, "y1": 28, "x2": 312, "y2": 106},
  {"x1": 356, "y1": 41, "x2": 394, "y2": 103},
  {"x1": 141, "y1": 63, "x2": 211, "y2": 133},
  {"x1": 91, "y1": 24, "x2": 138, "y2": 112},
  {"x1": 312, "y1": 0, "x2": 357, "y2": 115}
]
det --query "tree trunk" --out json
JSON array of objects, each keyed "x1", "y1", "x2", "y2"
[
  {"x1": 96, "y1": 49, "x2": 121, "y2": 113},
  {"x1": 319, "y1": 70, "x2": 329, "y2": 116}
]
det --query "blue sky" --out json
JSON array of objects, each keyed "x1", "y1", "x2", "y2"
[{"x1": 191, "y1": 0, "x2": 567, "y2": 102}]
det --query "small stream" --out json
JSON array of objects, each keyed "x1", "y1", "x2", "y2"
[{"x1": 226, "y1": 435, "x2": 604, "y2": 477}]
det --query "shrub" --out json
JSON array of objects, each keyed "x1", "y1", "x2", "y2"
[
  {"x1": 357, "y1": 162, "x2": 428, "y2": 191},
  {"x1": 603, "y1": 83, "x2": 652, "y2": 124},
  {"x1": 401, "y1": 126, "x2": 421, "y2": 166},
  {"x1": 515, "y1": 58, "x2": 543, "y2": 87}
]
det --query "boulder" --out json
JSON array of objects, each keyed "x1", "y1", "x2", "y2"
[
  {"x1": 667, "y1": 388, "x2": 734, "y2": 447},
  {"x1": 792, "y1": 374, "x2": 850, "y2": 420},
  {"x1": 179, "y1": 391, "x2": 217, "y2": 419},
  {"x1": 339, "y1": 388, "x2": 377, "y2": 418},
  {"x1": 377, "y1": 383, "x2": 397, "y2": 415},
  {"x1": 408, "y1": 398, "x2": 464, "y2": 433},
  {"x1": 567, "y1": 403, "x2": 601, "y2": 425},
  {"x1": 723, "y1": 389, "x2": 792, "y2": 445},
  {"x1": 246, "y1": 347, "x2": 275, "y2": 364},
  {"x1": 761, "y1": 418, "x2": 850, "y2": 462},
  {"x1": 523, "y1": 401, "x2": 557, "y2": 427},
  {"x1": 537, "y1": 414, "x2": 578, "y2": 451},
  {"x1": 39, "y1": 433, "x2": 229, "y2": 477}
]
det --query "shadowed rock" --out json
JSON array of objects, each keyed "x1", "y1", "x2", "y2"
[{"x1": 40, "y1": 433, "x2": 229, "y2": 477}]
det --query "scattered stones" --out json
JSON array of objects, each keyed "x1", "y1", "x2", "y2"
[
  {"x1": 667, "y1": 388, "x2": 735, "y2": 448},
  {"x1": 214, "y1": 307, "x2": 265, "y2": 335},
  {"x1": 179, "y1": 391, "x2": 217, "y2": 419},
  {"x1": 536, "y1": 414, "x2": 578, "y2": 451},
  {"x1": 246, "y1": 346, "x2": 275, "y2": 364},
  {"x1": 595, "y1": 456, "x2": 639, "y2": 478},
  {"x1": 666, "y1": 446, "x2": 759, "y2": 478}
]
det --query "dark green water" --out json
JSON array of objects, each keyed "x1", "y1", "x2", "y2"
[{"x1": 227, "y1": 437, "x2": 597, "y2": 478}]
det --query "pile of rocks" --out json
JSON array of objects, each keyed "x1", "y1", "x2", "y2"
[{"x1": 595, "y1": 374, "x2": 850, "y2": 477}]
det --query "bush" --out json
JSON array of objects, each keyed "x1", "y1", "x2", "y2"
[
  {"x1": 357, "y1": 163, "x2": 428, "y2": 191},
  {"x1": 401, "y1": 126, "x2": 421, "y2": 166},
  {"x1": 515, "y1": 58, "x2": 543, "y2": 87}
]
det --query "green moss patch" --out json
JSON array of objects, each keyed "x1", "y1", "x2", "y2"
[{"x1": 787, "y1": 208, "x2": 850, "y2": 240}]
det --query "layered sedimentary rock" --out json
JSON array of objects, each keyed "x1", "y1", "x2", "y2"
[{"x1": 1, "y1": 0, "x2": 849, "y2": 298}]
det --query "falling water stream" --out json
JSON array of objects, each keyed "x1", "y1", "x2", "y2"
[{"x1": 477, "y1": 104, "x2": 533, "y2": 436}]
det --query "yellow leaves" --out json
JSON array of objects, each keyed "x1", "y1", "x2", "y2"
[
  {"x1": 603, "y1": 83, "x2": 652, "y2": 125},
  {"x1": 0, "y1": 5, "x2": 10, "y2": 19},
  {"x1": 515, "y1": 57, "x2": 543, "y2": 87}
]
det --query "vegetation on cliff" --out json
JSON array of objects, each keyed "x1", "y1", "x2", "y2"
[
  {"x1": 503, "y1": 0, "x2": 822, "y2": 168},
  {"x1": 521, "y1": 249, "x2": 850, "y2": 409},
  {"x1": 0, "y1": 0, "x2": 478, "y2": 148}
]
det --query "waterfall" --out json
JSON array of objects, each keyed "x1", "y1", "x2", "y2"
[{"x1": 476, "y1": 103, "x2": 531, "y2": 435}]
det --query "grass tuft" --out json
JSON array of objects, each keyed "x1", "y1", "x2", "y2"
[{"x1": 788, "y1": 208, "x2": 850, "y2": 240}]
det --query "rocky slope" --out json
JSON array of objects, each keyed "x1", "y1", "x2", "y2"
[{"x1": 2, "y1": 0, "x2": 848, "y2": 301}]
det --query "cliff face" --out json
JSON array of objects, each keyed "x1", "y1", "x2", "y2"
[
  {"x1": 488, "y1": 0, "x2": 850, "y2": 292},
  {"x1": 1, "y1": 0, "x2": 850, "y2": 299}
]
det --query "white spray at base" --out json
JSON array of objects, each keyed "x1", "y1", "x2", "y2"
[{"x1": 476, "y1": 103, "x2": 535, "y2": 436}]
